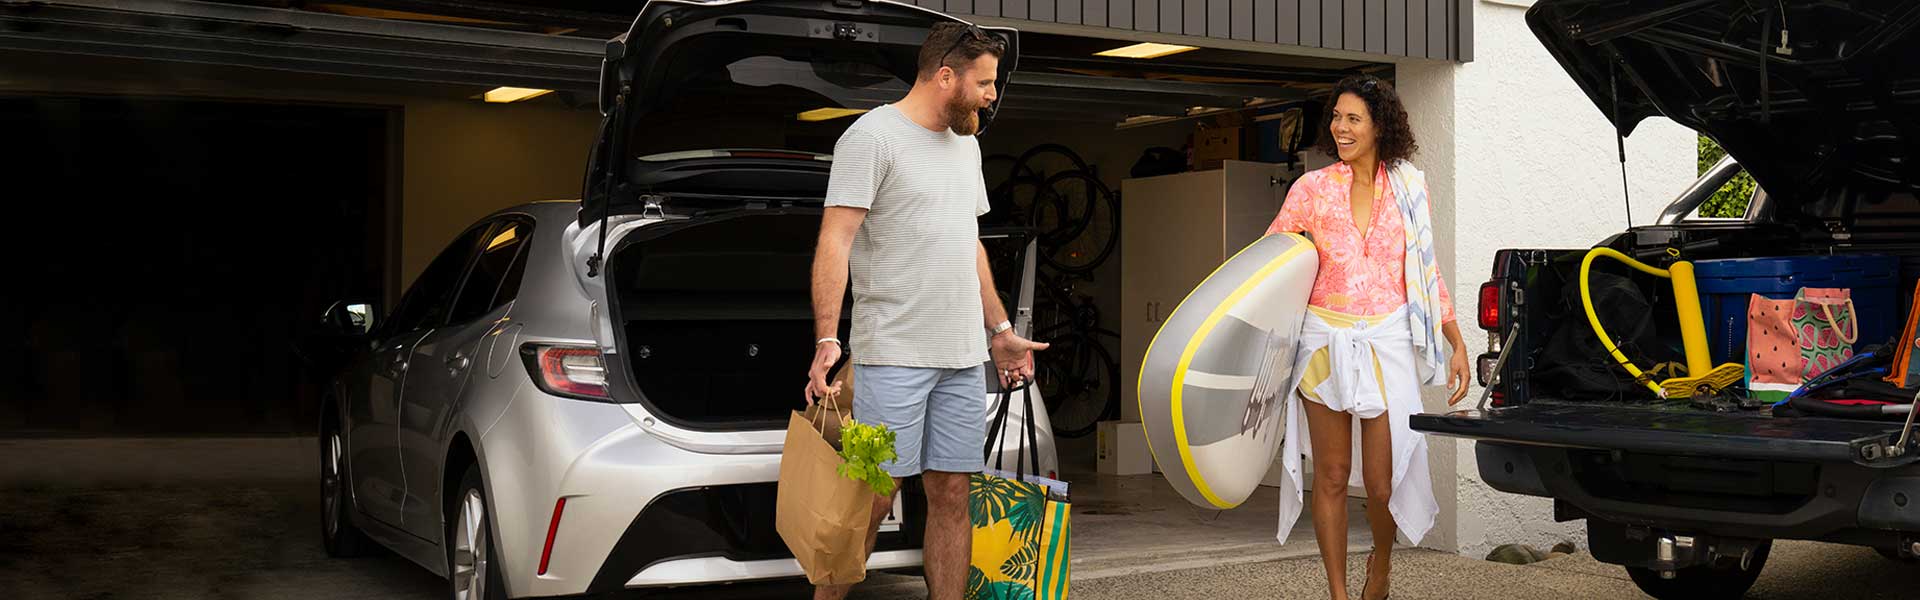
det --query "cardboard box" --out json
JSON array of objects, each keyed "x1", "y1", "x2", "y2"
[
  {"x1": 1192, "y1": 126, "x2": 1243, "y2": 171},
  {"x1": 1097, "y1": 421, "x2": 1155, "y2": 475}
]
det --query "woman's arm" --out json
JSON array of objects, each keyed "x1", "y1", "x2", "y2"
[{"x1": 1265, "y1": 173, "x2": 1317, "y2": 236}]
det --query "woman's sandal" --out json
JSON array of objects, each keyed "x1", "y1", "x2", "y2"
[{"x1": 1359, "y1": 552, "x2": 1391, "y2": 600}]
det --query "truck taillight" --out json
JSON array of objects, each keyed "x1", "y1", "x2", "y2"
[
  {"x1": 521, "y1": 344, "x2": 611, "y2": 400},
  {"x1": 1477, "y1": 281, "x2": 1502, "y2": 331},
  {"x1": 1477, "y1": 352, "x2": 1500, "y2": 387}
]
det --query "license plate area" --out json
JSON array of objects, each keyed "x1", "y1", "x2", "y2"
[{"x1": 878, "y1": 494, "x2": 905, "y2": 532}]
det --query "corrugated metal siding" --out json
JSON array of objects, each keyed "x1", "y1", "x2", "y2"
[{"x1": 951, "y1": 0, "x2": 1470, "y2": 61}]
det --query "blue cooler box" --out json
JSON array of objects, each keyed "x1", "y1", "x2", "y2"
[{"x1": 1694, "y1": 255, "x2": 1901, "y2": 365}]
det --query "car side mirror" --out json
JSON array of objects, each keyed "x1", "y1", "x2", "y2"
[{"x1": 322, "y1": 300, "x2": 377, "y2": 338}]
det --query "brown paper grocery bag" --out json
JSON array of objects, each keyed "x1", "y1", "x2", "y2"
[{"x1": 777, "y1": 385, "x2": 873, "y2": 585}]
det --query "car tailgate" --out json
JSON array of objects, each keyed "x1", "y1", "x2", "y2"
[{"x1": 1412, "y1": 402, "x2": 1920, "y2": 467}]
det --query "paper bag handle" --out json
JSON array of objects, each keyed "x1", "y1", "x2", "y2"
[{"x1": 810, "y1": 385, "x2": 847, "y2": 434}]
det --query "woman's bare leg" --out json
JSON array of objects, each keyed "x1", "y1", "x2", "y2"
[
  {"x1": 1358, "y1": 414, "x2": 1396, "y2": 600},
  {"x1": 1303, "y1": 396, "x2": 1355, "y2": 600}
]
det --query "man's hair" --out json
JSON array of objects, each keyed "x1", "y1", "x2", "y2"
[{"x1": 916, "y1": 22, "x2": 1004, "y2": 80}]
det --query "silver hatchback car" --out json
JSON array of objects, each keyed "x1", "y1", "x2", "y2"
[{"x1": 313, "y1": 1, "x2": 1056, "y2": 599}]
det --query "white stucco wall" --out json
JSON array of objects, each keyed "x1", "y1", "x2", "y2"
[{"x1": 1396, "y1": 0, "x2": 1700, "y2": 558}]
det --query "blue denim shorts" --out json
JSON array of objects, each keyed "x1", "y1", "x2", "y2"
[{"x1": 852, "y1": 364, "x2": 988, "y2": 477}]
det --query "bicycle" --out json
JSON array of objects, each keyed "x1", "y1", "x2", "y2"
[{"x1": 1028, "y1": 273, "x2": 1121, "y2": 438}]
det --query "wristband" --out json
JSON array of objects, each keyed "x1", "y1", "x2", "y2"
[
  {"x1": 990, "y1": 320, "x2": 1014, "y2": 336},
  {"x1": 816, "y1": 338, "x2": 842, "y2": 347}
]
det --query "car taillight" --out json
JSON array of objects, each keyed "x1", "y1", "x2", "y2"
[
  {"x1": 521, "y1": 344, "x2": 611, "y2": 400},
  {"x1": 1477, "y1": 281, "x2": 1502, "y2": 331}
]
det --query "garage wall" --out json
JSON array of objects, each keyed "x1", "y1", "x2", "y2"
[
  {"x1": 396, "y1": 100, "x2": 596, "y2": 292},
  {"x1": 1397, "y1": 0, "x2": 1697, "y2": 557}
]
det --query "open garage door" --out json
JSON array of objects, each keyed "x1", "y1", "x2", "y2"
[{"x1": 0, "y1": 97, "x2": 392, "y2": 436}]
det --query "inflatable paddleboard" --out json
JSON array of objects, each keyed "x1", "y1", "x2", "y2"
[{"x1": 1139, "y1": 232, "x2": 1317, "y2": 510}]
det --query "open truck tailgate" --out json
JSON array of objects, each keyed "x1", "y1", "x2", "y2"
[{"x1": 1413, "y1": 402, "x2": 1920, "y2": 467}]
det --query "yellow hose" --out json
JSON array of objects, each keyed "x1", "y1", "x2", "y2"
[
  {"x1": 1581, "y1": 247, "x2": 1745, "y2": 400},
  {"x1": 1579, "y1": 248, "x2": 1669, "y2": 396}
]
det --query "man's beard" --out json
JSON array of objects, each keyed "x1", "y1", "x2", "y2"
[{"x1": 943, "y1": 93, "x2": 983, "y2": 136}]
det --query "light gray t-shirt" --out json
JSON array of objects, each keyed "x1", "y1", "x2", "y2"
[{"x1": 825, "y1": 105, "x2": 992, "y2": 369}]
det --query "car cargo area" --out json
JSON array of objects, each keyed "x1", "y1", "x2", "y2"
[{"x1": 607, "y1": 210, "x2": 837, "y2": 429}]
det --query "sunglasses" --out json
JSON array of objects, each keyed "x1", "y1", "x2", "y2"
[{"x1": 936, "y1": 24, "x2": 1004, "y2": 75}]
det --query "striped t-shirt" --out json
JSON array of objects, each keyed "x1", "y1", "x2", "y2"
[{"x1": 825, "y1": 104, "x2": 992, "y2": 369}]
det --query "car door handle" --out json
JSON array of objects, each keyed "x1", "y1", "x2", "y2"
[{"x1": 446, "y1": 353, "x2": 470, "y2": 372}]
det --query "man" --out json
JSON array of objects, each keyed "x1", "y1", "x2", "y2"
[{"x1": 803, "y1": 21, "x2": 1048, "y2": 600}]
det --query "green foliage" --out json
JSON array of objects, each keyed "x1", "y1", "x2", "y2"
[
  {"x1": 1696, "y1": 135, "x2": 1757, "y2": 218},
  {"x1": 835, "y1": 422, "x2": 898, "y2": 497}
]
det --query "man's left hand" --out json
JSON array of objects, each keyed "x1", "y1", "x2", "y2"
[{"x1": 990, "y1": 332, "x2": 1049, "y2": 389}]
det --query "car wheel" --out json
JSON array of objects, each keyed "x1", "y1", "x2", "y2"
[
  {"x1": 1874, "y1": 546, "x2": 1918, "y2": 563},
  {"x1": 449, "y1": 465, "x2": 506, "y2": 600},
  {"x1": 320, "y1": 415, "x2": 369, "y2": 558},
  {"x1": 1623, "y1": 540, "x2": 1770, "y2": 599}
]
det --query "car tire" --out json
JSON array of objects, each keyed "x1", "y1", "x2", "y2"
[
  {"x1": 448, "y1": 465, "x2": 507, "y2": 600},
  {"x1": 320, "y1": 413, "x2": 370, "y2": 558},
  {"x1": 1623, "y1": 540, "x2": 1770, "y2": 599},
  {"x1": 1874, "y1": 546, "x2": 1918, "y2": 563}
]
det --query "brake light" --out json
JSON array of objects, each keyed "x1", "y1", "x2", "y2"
[
  {"x1": 1477, "y1": 281, "x2": 1502, "y2": 331},
  {"x1": 521, "y1": 344, "x2": 611, "y2": 400},
  {"x1": 538, "y1": 497, "x2": 567, "y2": 576}
]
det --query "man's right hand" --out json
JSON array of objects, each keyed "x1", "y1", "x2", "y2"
[{"x1": 803, "y1": 341, "x2": 843, "y2": 406}]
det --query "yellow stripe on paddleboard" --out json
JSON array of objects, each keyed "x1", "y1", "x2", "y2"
[
  {"x1": 1162, "y1": 235, "x2": 1312, "y2": 509},
  {"x1": 1139, "y1": 233, "x2": 1307, "y2": 482}
]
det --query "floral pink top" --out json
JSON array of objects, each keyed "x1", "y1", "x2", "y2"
[{"x1": 1266, "y1": 161, "x2": 1456, "y2": 322}]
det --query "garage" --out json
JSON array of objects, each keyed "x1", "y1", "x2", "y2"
[
  {"x1": 0, "y1": 0, "x2": 1483, "y2": 597},
  {"x1": 0, "y1": 0, "x2": 1461, "y2": 440},
  {"x1": 1, "y1": 96, "x2": 391, "y2": 435}
]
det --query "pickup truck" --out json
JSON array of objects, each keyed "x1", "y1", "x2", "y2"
[{"x1": 1410, "y1": 2, "x2": 1920, "y2": 599}]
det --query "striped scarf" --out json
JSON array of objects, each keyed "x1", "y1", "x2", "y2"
[{"x1": 1386, "y1": 160, "x2": 1449, "y2": 386}]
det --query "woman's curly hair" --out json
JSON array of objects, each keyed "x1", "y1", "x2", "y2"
[{"x1": 1315, "y1": 75, "x2": 1419, "y2": 166}]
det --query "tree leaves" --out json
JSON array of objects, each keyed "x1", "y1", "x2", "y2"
[
  {"x1": 836, "y1": 422, "x2": 897, "y2": 496},
  {"x1": 1696, "y1": 135, "x2": 1756, "y2": 219}
]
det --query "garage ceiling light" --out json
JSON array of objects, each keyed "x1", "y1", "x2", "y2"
[
  {"x1": 484, "y1": 87, "x2": 553, "y2": 103},
  {"x1": 1094, "y1": 42, "x2": 1198, "y2": 59},
  {"x1": 797, "y1": 107, "x2": 868, "y2": 122}
]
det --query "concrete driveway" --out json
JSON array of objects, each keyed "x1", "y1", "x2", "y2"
[{"x1": 4, "y1": 437, "x2": 1918, "y2": 599}]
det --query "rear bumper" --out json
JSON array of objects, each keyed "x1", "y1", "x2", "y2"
[
  {"x1": 584, "y1": 481, "x2": 927, "y2": 593},
  {"x1": 1473, "y1": 440, "x2": 1920, "y2": 542},
  {"x1": 1414, "y1": 403, "x2": 1920, "y2": 555}
]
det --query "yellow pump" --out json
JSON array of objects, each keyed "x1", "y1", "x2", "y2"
[{"x1": 1580, "y1": 247, "x2": 1746, "y2": 399}]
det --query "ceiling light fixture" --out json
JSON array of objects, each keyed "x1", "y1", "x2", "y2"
[
  {"x1": 1094, "y1": 42, "x2": 1198, "y2": 59},
  {"x1": 484, "y1": 87, "x2": 553, "y2": 103},
  {"x1": 797, "y1": 107, "x2": 869, "y2": 122}
]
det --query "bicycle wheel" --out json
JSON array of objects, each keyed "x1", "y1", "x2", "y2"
[
  {"x1": 1040, "y1": 333, "x2": 1120, "y2": 438},
  {"x1": 1036, "y1": 172, "x2": 1120, "y2": 274},
  {"x1": 982, "y1": 153, "x2": 1032, "y2": 190},
  {"x1": 1014, "y1": 143, "x2": 1090, "y2": 180}
]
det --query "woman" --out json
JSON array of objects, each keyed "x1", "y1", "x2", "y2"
[{"x1": 1268, "y1": 75, "x2": 1472, "y2": 600}]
